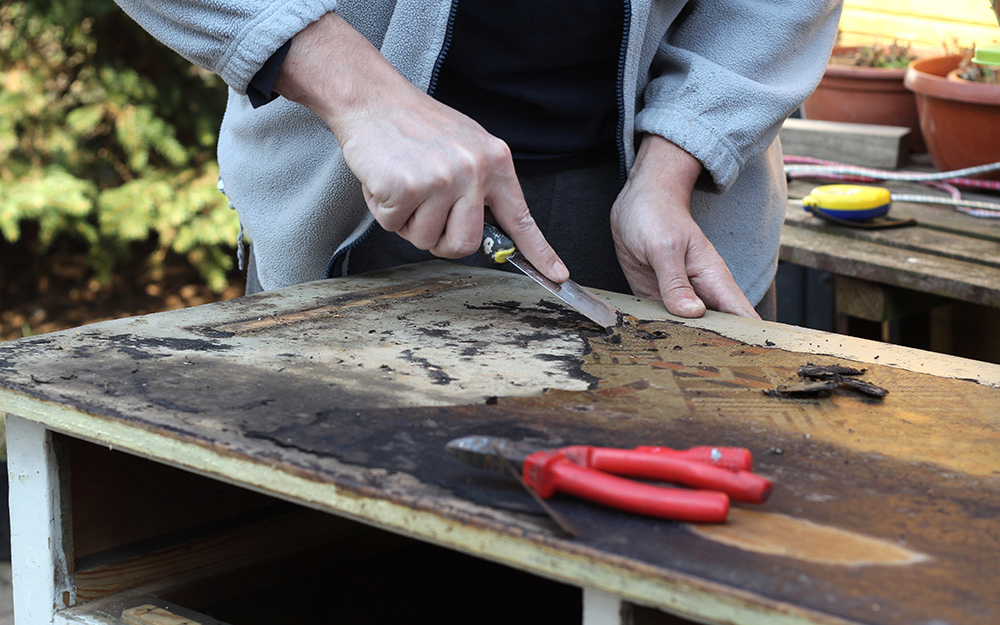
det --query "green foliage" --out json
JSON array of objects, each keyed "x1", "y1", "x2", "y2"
[
  {"x1": 832, "y1": 41, "x2": 917, "y2": 69},
  {"x1": 0, "y1": 1, "x2": 238, "y2": 291}
]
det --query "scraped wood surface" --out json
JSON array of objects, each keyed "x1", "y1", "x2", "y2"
[{"x1": 3, "y1": 262, "x2": 999, "y2": 625}]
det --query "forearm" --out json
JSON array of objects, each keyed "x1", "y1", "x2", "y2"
[
  {"x1": 637, "y1": 0, "x2": 842, "y2": 191},
  {"x1": 274, "y1": 12, "x2": 417, "y2": 138},
  {"x1": 628, "y1": 134, "x2": 702, "y2": 208}
]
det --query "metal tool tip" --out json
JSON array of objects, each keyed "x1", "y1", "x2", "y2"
[{"x1": 445, "y1": 435, "x2": 499, "y2": 454}]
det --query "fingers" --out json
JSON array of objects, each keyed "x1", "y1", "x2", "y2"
[
  {"x1": 424, "y1": 195, "x2": 484, "y2": 258},
  {"x1": 649, "y1": 238, "x2": 759, "y2": 319},
  {"x1": 613, "y1": 202, "x2": 759, "y2": 320},
  {"x1": 372, "y1": 192, "x2": 483, "y2": 258},
  {"x1": 658, "y1": 260, "x2": 760, "y2": 320},
  {"x1": 656, "y1": 274, "x2": 708, "y2": 318},
  {"x1": 488, "y1": 187, "x2": 569, "y2": 284},
  {"x1": 357, "y1": 124, "x2": 567, "y2": 281}
]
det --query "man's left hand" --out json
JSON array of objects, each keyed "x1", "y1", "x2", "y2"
[{"x1": 610, "y1": 135, "x2": 760, "y2": 320}]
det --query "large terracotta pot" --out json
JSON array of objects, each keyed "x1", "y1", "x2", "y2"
[
  {"x1": 904, "y1": 55, "x2": 1000, "y2": 175},
  {"x1": 802, "y1": 46, "x2": 924, "y2": 151}
]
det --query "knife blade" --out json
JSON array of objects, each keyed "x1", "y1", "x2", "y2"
[{"x1": 481, "y1": 223, "x2": 624, "y2": 329}]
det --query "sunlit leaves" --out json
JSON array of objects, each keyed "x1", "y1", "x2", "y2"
[{"x1": 0, "y1": 1, "x2": 235, "y2": 291}]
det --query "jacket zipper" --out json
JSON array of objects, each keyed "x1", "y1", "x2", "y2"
[
  {"x1": 428, "y1": 0, "x2": 460, "y2": 97},
  {"x1": 615, "y1": 0, "x2": 633, "y2": 184}
]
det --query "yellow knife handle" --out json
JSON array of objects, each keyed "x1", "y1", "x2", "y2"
[{"x1": 481, "y1": 223, "x2": 517, "y2": 264}]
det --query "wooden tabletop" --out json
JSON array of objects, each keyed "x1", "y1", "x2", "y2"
[
  {"x1": 782, "y1": 178, "x2": 1000, "y2": 307},
  {"x1": 1, "y1": 261, "x2": 998, "y2": 625}
]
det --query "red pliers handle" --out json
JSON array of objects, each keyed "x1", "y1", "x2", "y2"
[
  {"x1": 521, "y1": 445, "x2": 772, "y2": 523},
  {"x1": 523, "y1": 451, "x2": 731, "y2": 523},
  {"x1": 634, "y1": 444, "x2": 753, "y2": 472},
  {"x1": 561, "y1": 446, "x2": 772, "y2": 503}
]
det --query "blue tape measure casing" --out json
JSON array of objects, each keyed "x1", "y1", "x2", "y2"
[{"x1": 802, "y1": 185, "x2": 892, "y2": 221}]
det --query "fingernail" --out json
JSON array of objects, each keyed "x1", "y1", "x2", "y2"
[
  {"x1": 679, "y1": 297, "x2": 705, "y2": 316},
  {"x1": 552, "y1": 262, "x2": 570, "y2": 283}
]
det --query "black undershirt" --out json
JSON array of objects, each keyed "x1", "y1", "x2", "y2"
[{"x1": 431, "y1": 2, "x2": 624, "y2": 172}]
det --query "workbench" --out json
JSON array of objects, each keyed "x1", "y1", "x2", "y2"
[
  {"x1": 781, "y1": 178, "x2": 1000, "y2": 351},
  {"x1": 2, "y1": 261, "x2": 998, "y2": 625}
]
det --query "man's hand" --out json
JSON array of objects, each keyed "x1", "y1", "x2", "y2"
[
  {"x1": 611, "y1": 135, "x2": 760, "y2": 319},
  {"x1": 274, "y1": 12, "x2": 569, "y2": 283}
]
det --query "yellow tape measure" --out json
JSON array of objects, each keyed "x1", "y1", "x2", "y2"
[
  {"x1": 799, "y1": 184, "x2": 915, "y2": 229},
  {"x1": 802, "y1": 184, "x2": 892, "y2": 220}
]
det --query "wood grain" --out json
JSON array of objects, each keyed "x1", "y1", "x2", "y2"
[{"x1": 4, "y1": 263, "x2": 999, "y2": 625}]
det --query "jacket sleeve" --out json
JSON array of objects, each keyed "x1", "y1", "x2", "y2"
[
  {"x1": 635, "y1": 0, "x2": 842, "y2": 192},
  {"x1": 113, "y1": 0, "x2": 338, "y2": 94}
]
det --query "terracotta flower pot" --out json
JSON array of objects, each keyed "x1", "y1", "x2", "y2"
[
  {"x1": 802, "y1": 46, "x2": 924, "y2": 151},
  {"x1": 904, "y1": 55, "x2": 1000, "y2": 176}
]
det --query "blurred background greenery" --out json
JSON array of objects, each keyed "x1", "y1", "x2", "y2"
[{"x1": 1, "y1": 0, "x2": 238, "y2": 296}]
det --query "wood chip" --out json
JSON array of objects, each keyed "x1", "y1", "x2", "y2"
[
  {"x1": 767, "y1": 363, "x2": 887, "y2": 400},
  {"x1": 840, "y1": 376, "x2": 889, "y2": 398},
  {"x1": 772, "y1": 378, "x2": 840, "y2": 397},
  {"x1": 798, "y1": 364, "x2": 867, "y2": 379}
]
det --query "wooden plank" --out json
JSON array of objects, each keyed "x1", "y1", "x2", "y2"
[
  {"x1": 74, "y1": 506, "x2": 397, "y2": 603},
  {"x1": 3, "y1": 263, "x2": 1000, "y2": 625},
  {"x1": 6, "y1": 416, "x2": 76, "y2": 620},
  {"x1": 834, "y1": 275, "x2": 949, "y2": 322},
  {"x1": 788, "y1": 179, "x2": 1000, "y2": 242},
  {"x1": 55, "y1": 592, "x2": 223, "y2": 625},
  {"x1": 780, "y1": 118, "x2": 911, "y2": 169},
  {"x1": 838, "y1": 0, "x2": 998, "y2": 48},
  {"x1": 843, "y1": 0, "x2": 996, "y2": 26},
  {"x1": 784, "y1": 203, "x2": 1000, "y2": 269},
  {"x1": 584, "y1": 588, "x2": 626, "y2": 625},
  {"x1": 779, "y1": 223, "x2": 1000, "y2": 306},
  {"x1": 122, "y1": 605, "x2": 203, "y2": 625},
  {"x1": 784, "y1": 179, "x2": 1000, "y2": 311}
]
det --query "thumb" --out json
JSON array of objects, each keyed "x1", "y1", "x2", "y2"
[
  {"x1": 658, "y1": 274, "x2": 708, "y2": 318},
  {"x1": 487, "y1": 194, "x2": 569, "y2": 284}
]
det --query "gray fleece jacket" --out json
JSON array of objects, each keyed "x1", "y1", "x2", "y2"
[{"x1": 114, "y1": 0, "x2": 842, "y2": 305}]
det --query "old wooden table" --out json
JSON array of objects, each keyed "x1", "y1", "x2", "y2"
[
  {"x1": 781, "y1": 178, "x2": 1000, "y2": 324},
  {"x1": 2, "y1": 261, "x2": 998, "y2": 625}
]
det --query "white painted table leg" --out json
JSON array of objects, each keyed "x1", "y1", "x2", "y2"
[
  {"x1": 7, "y1": 415, "x2": 75, "y2": 624},
  {"x1": 583, "y1": 587, "x2": 625, "y2": 625}
]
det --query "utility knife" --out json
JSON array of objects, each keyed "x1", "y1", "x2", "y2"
[{"x1": 481, "y1": 223, "x2": 624, "y2": 329}]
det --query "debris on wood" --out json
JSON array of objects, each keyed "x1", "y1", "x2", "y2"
[
  {"x1": 766, "y1": 362, "x2": 888, "y2": 399},
  {"x1": 771, "y1": 378, "x2": 840, "y2": 397},
  {"x1": 798, "y1": 363, "x2": 866, "y2": 379},
  {"x1": 839, "y1": 376, "x2": 889, "y2": 398}
]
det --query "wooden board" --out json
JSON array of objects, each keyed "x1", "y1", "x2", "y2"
[
  {"x1": 2, "y1": 262, "x2": 999, "y2": 625},
  {"x1": 838, "y1": 0, "x2": 998, "y2": 49},
  {"x1": 56, "y1": 591, "x2": 224, "y2": 625},
  {"x1": 782, "y1": 179, "x2": 1000, "y2": 308},
  {"x1": 780, "y1": 119, "x2": 912, "y2": 169}
]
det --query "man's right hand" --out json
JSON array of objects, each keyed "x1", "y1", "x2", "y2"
[{"x1": 274, "y1": 12, "x2": 569, "y2": 284}]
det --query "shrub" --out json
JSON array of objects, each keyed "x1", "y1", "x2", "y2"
[{"x1": 0, "y1": 1, "x2": 237, "y2": 291}]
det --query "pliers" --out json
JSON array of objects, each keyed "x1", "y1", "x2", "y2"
[{"x1": 445, "y1": 435, "x2": 773, "y2": 523}]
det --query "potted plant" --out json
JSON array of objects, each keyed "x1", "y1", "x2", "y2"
[
  {"x1": 802, "y1": 41, "x2": 925, "y2": 150},
  {"x1": 904, "y1": 49, "x2": 1000, "y2": 175}
]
